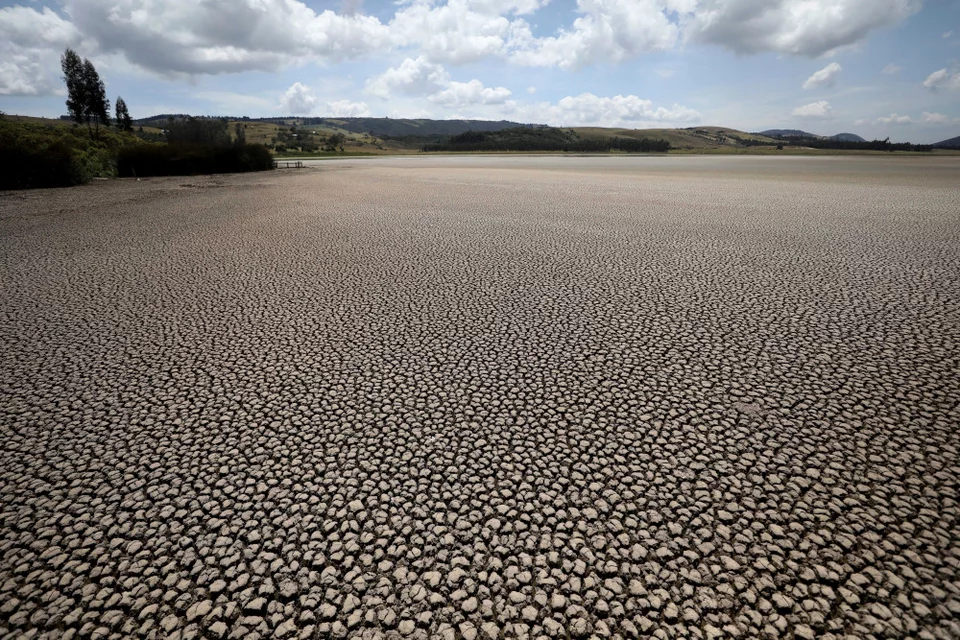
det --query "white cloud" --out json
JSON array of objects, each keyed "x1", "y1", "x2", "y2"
[
  {"x1": 366, "y1": 57, "x2": 511, "y2": 111},
  {"x1": 64, "y1": 0, "x2": 391, "y2": 75},
  {"x1": 282, "y1": 82, "x2": 318, "y2": 114},
  {"x1": 365, "y1": 57, "x2": 450, "y2": 98},
  {"x1": 326, "y1": 100, "x2": 371, "y2": 117},
  {"x1": 389, "y1": 0, "x2": 526, "y2": 65},
  {"x1": 467, "y1": 0, "x2": 549, "y2": 15},
  {"x1": 521, "y1": 92, "x2": 701, "y2": 127},
  {"x1": 429, "y1": 80, "x2": 512, "y2": 108},
  {"x1": 792, "y1": 100, "x2": 832, "y2": 119},
  {"x1": 364, "y1": 57, "x2": 511, "y2": 111},
  {"x1": 853, "y1": 118, "x2": 867, "y2": 126},
  {"x1": 0, "y1": 0, "x2": 929, "y2": 88},
  {"x1": 944, "y1": 30, "x2": 953, "y2": 39},
  {"x1": 865, "y1": 112, "x2": 955, "y2": 125},
  {"x1": 0, "y1": 6, "x2": 80, "y2": 96},
  {"x1": 922, "y1": 68, "x2": 960, "y2": 91},
  {"x1": 511, "y1": 0, "x2": 679, "y2": 68},
  {"x1": 921, "y1": 111, "x2": 949, "y2": 124},
  {"x1": 526, "y1": 86, "x2": 537, "y2": 94},
  {"x1": 876, "y1": 113, "x2": 913, "y2": 124},
  {"x1": 685, "y1": 0, "x2": 921, "y2": 57},
  {"x1": 803, "y1": 62, "x2": 842, "y2": 89},
  {"x1": 882, "y1": 63, "x2": 902, "y2": 75}
]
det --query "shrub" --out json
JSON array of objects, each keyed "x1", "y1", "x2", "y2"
[
  {"x1": 0, "y1": 119, "x2": 121, "y2": 189},
  {"x1": 116, "y1": 143, "x2": 274, "y2": 177}
]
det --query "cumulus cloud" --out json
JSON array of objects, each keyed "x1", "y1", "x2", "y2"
[
  {"x1": 876, "y1": 113, "x2": 912, "y2": 124},
  {"x1": 326, "y1": 100, "x2": 371, "y2": 117},
  {"x1": 0, "y1": 6, "x2": 80, "y2": 95},
  {"x1": 685, "y1": 0, "x2": 920, "y2": 57},
  {"x1": 282, "y1": 82, "x2": 318, "y2": 114},
  {"x1": 468, "y1": 0, "x2": 549, "y2": 14},
  {"x1": 920, "y1": 111, "x2": 949, "y2": 124},
  {"x1": 511, "y1": 0, "x2": 679, "y2": 68},
  {"x1": 791, "y1": 100, "x2": 832, "y2": 119},
  {"x1": 390, "y1": 0, "x2": 528, "y2": 65},
  {"x1": 64, "y1": 0, "x2": 390, "y2": 75},
  {"x1": 522, "y1": 92, "x2": 701, "y2": 127},
  {"x1": 365, "y1": 57, "x2": 511, "y2": 110},
  {"x1": 803, "y1": 62, "x2": 841, "y2": 89},
  {"x1": 0, "y1": 0, "x2": 928, "y2": 85},
  {"x1": 922, "y1": 68, "x2": 960, "y2": 91},
  {"x1": 865, "y1": 112, "x2": 953, "y2": 125},
  {"x1": 429, "y1": 80, "x2": 512, "y2": 108},
  {"x1": 365, "y1": 57, "x2": 450, "y2": 98},
  {"x1": 882, "y1": 63, "x2": 902, "y2": 75}
]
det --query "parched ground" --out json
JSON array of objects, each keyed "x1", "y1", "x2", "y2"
[{"x1": 1, "y1": 156, "x2": 959, "y2": 640}]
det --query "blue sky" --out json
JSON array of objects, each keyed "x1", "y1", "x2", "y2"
[{"x1": 1, "y1": 0, "x2": 958, "y2": 142}]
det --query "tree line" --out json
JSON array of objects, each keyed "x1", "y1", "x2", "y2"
[
  {"x1": 782, "y1": 136, "x2": 933, "y2": 152},
  {"x1": 421, "y1": 127, "x2": 671, "y2": 153},
  {"x1": 116, "y1": 116, "x2": 272, "y2": 178}
]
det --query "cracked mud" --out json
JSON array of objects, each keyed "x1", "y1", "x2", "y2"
[{"x1": 2, "y1": 156, "x2": 959, "y2": 640}]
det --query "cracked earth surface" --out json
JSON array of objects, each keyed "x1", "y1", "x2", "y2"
[{"x1": 1, "y1": 156, "x2": 959, "y2": 640}]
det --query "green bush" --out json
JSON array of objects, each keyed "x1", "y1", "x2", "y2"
[
  {"x1": 0, "y1": 118, "x2": 139, "y2": 190},
  {"x1": 116, "y1": 143, "x2": 274, "y2": 177},
  {"x1": 0, "y1": 118, "x2": 125, "y2": 189},
  {"x1": 0, "y1": 117, "x2": 273, "y2": 190}
]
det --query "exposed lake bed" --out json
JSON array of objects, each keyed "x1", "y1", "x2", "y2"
[{"x1": 2, "y1": 156, "x2": 958, "y2": 639}]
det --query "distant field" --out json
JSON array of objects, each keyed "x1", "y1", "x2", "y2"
[{"x1": 572, "y1": 125, "x2": 780, "y2": 150}]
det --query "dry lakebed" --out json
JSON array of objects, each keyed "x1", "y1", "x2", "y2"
[{"x1": 1, "y1": 155, "x2": 959, "y2": 639}]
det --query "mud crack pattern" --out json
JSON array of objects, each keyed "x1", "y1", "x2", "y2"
[{"x1": 2, "y1": 157, "x2": 959, "y2": 640}]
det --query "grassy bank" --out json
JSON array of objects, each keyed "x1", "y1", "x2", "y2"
[{"x1": 0, "y1": 117, "x2": 143, "y2": 190}]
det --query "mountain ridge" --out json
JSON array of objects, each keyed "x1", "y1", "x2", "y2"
[
  {"x1": 933, "y1": 135, "x2": 960, "y2": 149},
  {"x1": 759, "y1": 129, "x2": 866, "y2": 142},
  {"x1": 131, "y1": 115, "x2": 534, "y2": 137}
]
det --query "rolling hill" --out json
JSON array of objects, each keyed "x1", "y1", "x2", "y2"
[
  {"x1": 933, "y1": 135, "x2": 960, "y2": 149},
  {"x1": 760, "y1": 129, "x2": 820, "y2": 138},
  {"x1": 831, "y1": 133, "x2": 867, "y2": 142},
  {"x1": 8, "y1": 113, "x2": 950, "y2": 155},
  {"x1": 575, "y1": 126, "x2": 779, "y2": 150},
  {"x1": 133, "y1": 115, "x2": 531, "y2": 138},
  {"x1": 759, "y1": 129, "x2": 866, "y2": 142}
]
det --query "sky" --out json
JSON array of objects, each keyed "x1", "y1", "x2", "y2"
[{"x1": 1, "y1": 0, "x2": 958, "y2": 143}]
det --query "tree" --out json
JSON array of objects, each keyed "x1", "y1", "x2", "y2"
[
  {"x1": 165, "y1": 117, "x2": 231, "y2": 147},
  {"x1": 61, "y1": 49, "x2": 110, "y2": 136},
  {"x1": 61, "y1": 49, "x2": 88, "y2": 129},
  {"x1": 325, "y1": 132, "x2": 346, "y2": 152},
  {"x1": 82, "y1": 60, "x2": 110, "y2": 134},
  {"x1": 115, "y1": 97, "x2": 133, "y2": 131}
]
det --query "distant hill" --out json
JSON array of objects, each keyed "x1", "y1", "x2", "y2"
[
  {"x1": 831, "y1": 133, "x2": 866, "y2": 142},
  {"x1": 761, "y1": 130, "x2": 867, "y2": 142},
  {"x1": 760, "y1": 129, "x2": 821, "y2": 138},
  {"x1": 933, "y1": 135, "x2": 960, "y2": 149},
  {"x1": 133, "y1": 114, "x2": 530, "y2": 138},
  {"x1": 291, "y1": 117, "x2": 531, "y2": 137},
  {"x1": 132, "y1": 114, "x2": 193, "y2": 127}
]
